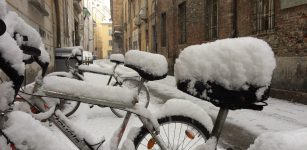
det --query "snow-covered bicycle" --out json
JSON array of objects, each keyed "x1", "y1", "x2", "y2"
[
  {"x1": 47, "y1": 51, "x2": 150, "y2": 118},
  {"x1": 0, "y1": 17, "x2": 212, "y2": 150}
]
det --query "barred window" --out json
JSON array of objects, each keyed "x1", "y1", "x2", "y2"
[
  {"x1": 205, "y1": 0, "x2": 218, "y2": 40},
  {"x1": 255, "y1": 0, "x2": 275, "y2": 33},
  {"x1": 161, "y1": 12, "x2": 167, "y2": 47},
  {"x1": 178, "y1": 2, "x2": 187, "y2": 44}
]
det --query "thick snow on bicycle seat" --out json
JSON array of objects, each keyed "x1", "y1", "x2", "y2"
[
  {"x1": 78, "y1": 64, "x2": 113, "y2": 75},
  {"x1": 110, "y1": 53, "x2": 124, "y2": 64},
  {"x1": 42, "y1": 76, "x2": 137, "y2": 108},
  {"x1": 125, "y1": 50, "x2": 168, "y2": 81},
  {"x1": 174, "y1": 37, "x2": 276, "y2": 110}
]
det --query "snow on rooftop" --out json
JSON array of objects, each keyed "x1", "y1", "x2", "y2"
[
  {"x1": 174, "y1": 37, "x2": 276, "y2": 100},
  {"x1": 125, "y1": 50, "x2": 168, "y2": 77}
]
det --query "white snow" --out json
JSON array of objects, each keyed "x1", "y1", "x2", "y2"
[
  {"x1": 0, "y1": 0, "x2": 7, "y2": 19},
  {"x1": 195, "y1": 137, "x2": 217, "y2": 150},
  {"x1": 248, "y1": 128, "x2": 307, "y2": 150},
  {"x1": 70, "y1": 46, "x2": 83, "y2": 57},
  {"x1": 42, "y1": 76, "x2": 137, "y2": 107},
  {"x1": 4, "y1": 11, "x2": 50, "y2": 63},
  {"x1": 125, "y1": 50, "x2": 168, "y2": 76},
  {"x1": 79, "y1": 64, "x2": 113, "y2": 75},
  {"x1": 0, "y1": 81, "x2": 14, "y2": 111},
  {"x1": 0, "y1": 32, "x2": 25, "y2": 75},
  {"x1": 4, "y1": 111, "x2": 68, "y2": 150},
  {"x1": 174, "y1": 37, "x2": 276, "y2": 100},
  {"x1": 110, "y1": 53, "x2": 124, "y2": 63},
  {"x1": 47, "y1": 71, "x2": 74, "y2": 78},
  {"x1": 154, "y1": 99, "x2": 213, "y2": 132}
]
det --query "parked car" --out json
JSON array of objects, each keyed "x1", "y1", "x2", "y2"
[{"x1": 83, "y1": 51, "x2": 93, "y2": 64}]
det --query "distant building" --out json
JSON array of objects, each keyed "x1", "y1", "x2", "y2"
[
  {"x1": 110, "y1": 0, "x2": 123, "y2": 54},
  {"x1": 91, "y1": 0, "x2": 113, "y2": 59},
  {"x1": 113, "y1": 0, "x2": 307, "y2": 103}
]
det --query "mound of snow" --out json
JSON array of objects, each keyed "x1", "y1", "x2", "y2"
[
  {"x1": 248, "y1": 128, "x2": 307, "y2": 150},
  {"x1": 4, "y1": 111, "x2": 68, "y2": 150},
  {"x1": 125, "y1": 50, "x2": 168, "y2": 76},
  {"x1": 110, "y1": 53, "x2": 124, "y2": 63},
  {"x1": 174, "y1": 37, "x2": 276, "y2": 100},
  {"x1": 0, "y1": 32, "x2": 25, "y2": 75},
  {"x1": 0, "y1": 82, "x2": 14, "y2": 111}
]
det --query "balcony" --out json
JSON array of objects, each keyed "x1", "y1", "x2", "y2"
[{"x1": 28, "y1": 0, "x2": 49, "y2": 16}]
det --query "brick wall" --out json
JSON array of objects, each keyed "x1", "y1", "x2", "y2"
[{"x1": 118, "y1": 0, "x2": 307, "y2": 101}]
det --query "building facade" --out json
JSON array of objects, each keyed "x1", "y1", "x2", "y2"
[
  {"x1": 114, "y1": 0, "x2": 307, "y2": 102},
  {"x1": 91, "y1": 0, "x2": 113, "y2": 59},
  {"x1": 110, "y1": 0, "x2": 123, "y2": 53}
]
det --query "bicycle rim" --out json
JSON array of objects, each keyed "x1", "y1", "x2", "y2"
[{"x1": 134, "y1": 115, "x2": 210, "y2": 150}]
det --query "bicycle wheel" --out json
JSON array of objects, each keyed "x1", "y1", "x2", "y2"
[
  {"x1": 58, "y1": 99, "x2": 81, "y2": 117},
  {"x1": 110, "y1": 79, "x2": 150, "y2": 118},
  {"x1": 133, "y1": 115, "x2": 210, "y2": 150}
]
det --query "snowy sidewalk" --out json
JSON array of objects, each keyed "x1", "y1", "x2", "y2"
[{"x1": 146, "y1": 76, "x2": 307, "y2": 149}]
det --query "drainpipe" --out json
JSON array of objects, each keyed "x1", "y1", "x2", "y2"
[
  {"x1": 154, "y1": 0, "x2": 157, "y2": 53},
  {"x1": 232, "y1": 0, "x2": 237, "y2": 38},
  {"x1": 54, "y1": 0, "x2": 61, "y2": 47}
]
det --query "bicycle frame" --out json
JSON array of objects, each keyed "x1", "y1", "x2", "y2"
[{"x1": 16, "y1": 64, "x2": 168, "y2": 150}]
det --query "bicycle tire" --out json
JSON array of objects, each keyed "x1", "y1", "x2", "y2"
[
  {"x1": 133, "y1": 115, "x2": 210, "y2": 150},
  {"x1": 110, "y1": 79, "x2": 150, "y2": 118}
]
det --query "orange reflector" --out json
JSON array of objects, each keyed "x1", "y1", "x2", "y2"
[
  {"x1": 147, "y1": 138, "x2": 156, "y2": 149},
  {"x1": 185, "y1": 130, "x2": 195, "y2": 140}
]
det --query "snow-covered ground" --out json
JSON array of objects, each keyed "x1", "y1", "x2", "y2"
[
  {"x1": 49, "y1": 60, "x2": 307, "y2": 150},
  {"x1": 5, "y1": 60, "x2": 306, "y2": 150}
]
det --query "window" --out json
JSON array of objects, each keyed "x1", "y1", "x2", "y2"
[
  {"x1": 109, "y1": 40, "x2": 112, "y2": 46},
  {"x1": 109, "y1": 29, "x2": 112, "y2": 36},
  {"x1": 178, "y1": 2, "x2": 187, "y2": 44},
  {"x1": 254, "y1": 0, "x2": 275, "y2": 33},
  {"x1": 161, "y1": 12, "x2": 167, "y2": 47},
  {"x1": 205, "y1": 0, "x2": 218, "y2": 40}
]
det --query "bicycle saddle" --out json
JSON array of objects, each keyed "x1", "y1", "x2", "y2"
[
  {"x1": 174, "y1": 37, "x2": 276, "y2": 110},
  {"x1": 124, "y1": 50, "x2": 168, "y2": 81}
]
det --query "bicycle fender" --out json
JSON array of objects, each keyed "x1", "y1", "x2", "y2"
[{"x1": 154, "y1": 99, "x2": 214, "y2": 132}]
